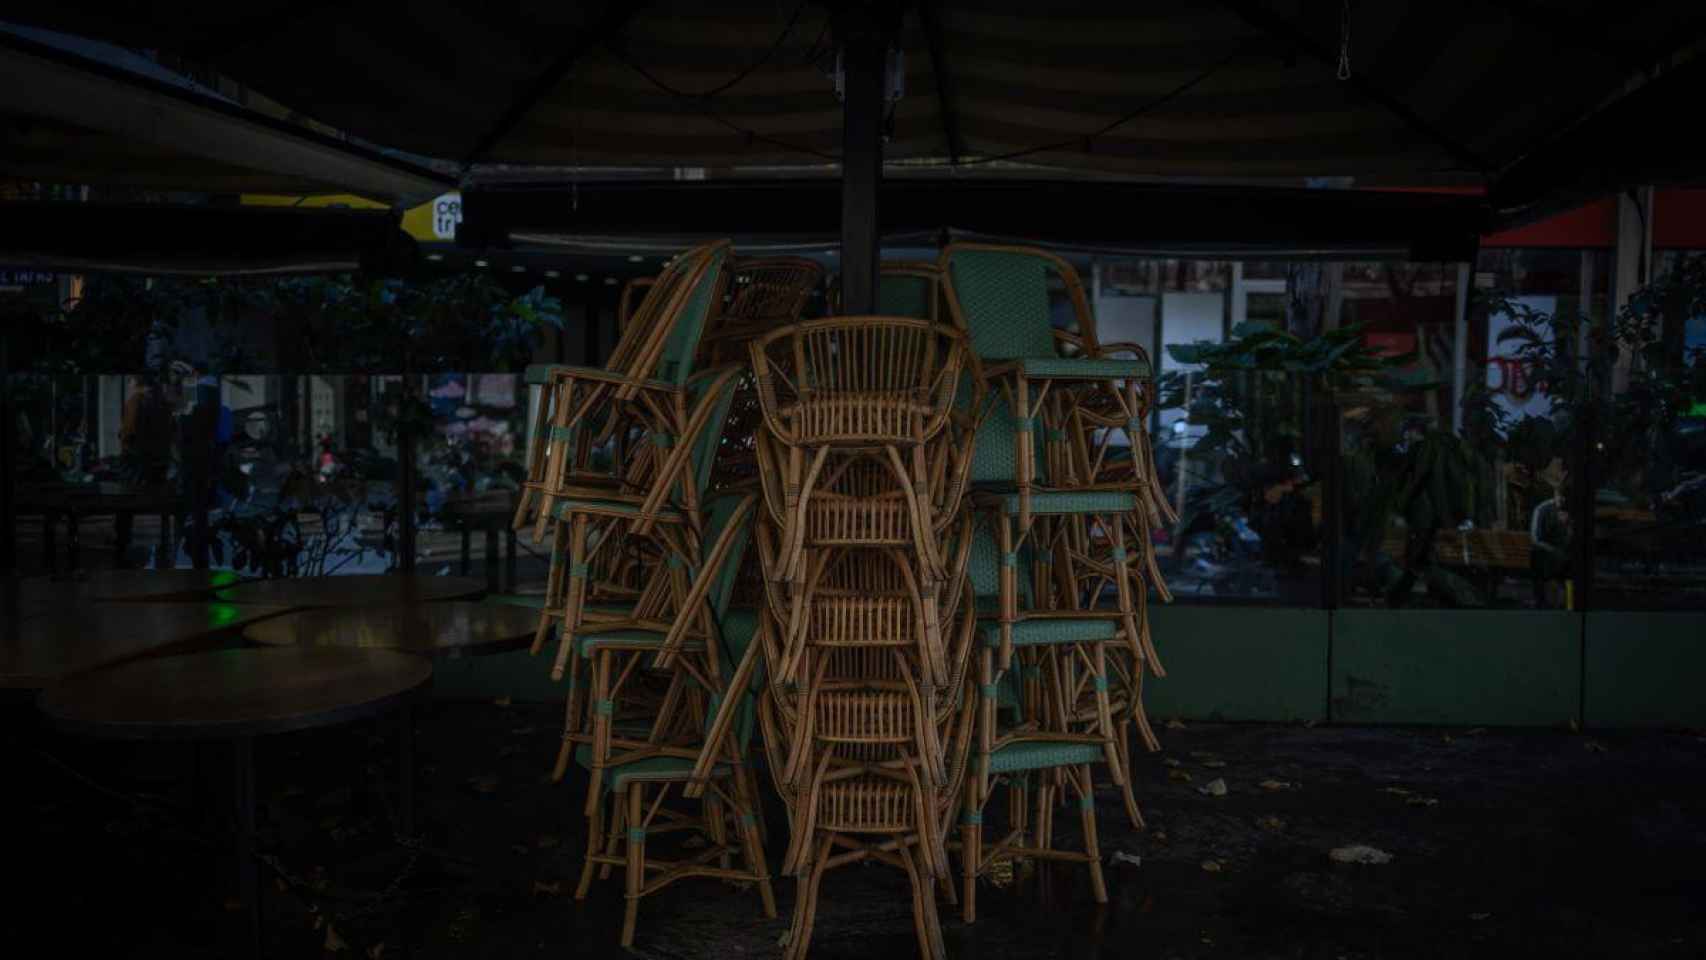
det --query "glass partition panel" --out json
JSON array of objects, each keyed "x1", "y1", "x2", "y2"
[{"x1": 1591, "y1": 251, "x2": 1706, "y2": 609}]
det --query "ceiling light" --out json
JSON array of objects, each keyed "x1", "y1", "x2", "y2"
[
  {"x1": 627, "y1": 254, "x2": 644, "y2": 263},
  {"x1": 425, "y1": 253, "x2": 444, "y2": 262},
  {"x1": 544, "y1": 270, "x2": 561, "y2": 279},
  {"x1": 474, "y1": 259, "x2": 488, "y2": 268},
  {"x1": 510, "y1": 265, "x2": 526, "y2": 273},
  {"x1": 575, "y1": 273, "x2": 590, "y2": 282}
]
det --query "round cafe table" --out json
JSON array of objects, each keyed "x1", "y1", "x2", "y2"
[
  {"x1": 244, "y1": 601, "x2": 537, "y2": 659},
  {"x1": 37, "y1": 648, "x2": 433, "y2": 958},
  {"x1": 2, "y1": 601, "x2": 292, "y2": 691},
  {"x1": 216, "y1": 573, "x2": 486, "y2": 609}
]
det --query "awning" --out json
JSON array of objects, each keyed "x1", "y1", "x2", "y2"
[
  {"x1": 9, "y1": 2, "x2": 1704, "y2": 219},
  {"x1": 463, "y1": 178, "x2": 1487, "y2": 262},
  {"x1": 0, "y1": 24, "x2": 456, "y2": 203},
  {"x1": 0, "y1": 202, "x2": 416, "y2": 276}
]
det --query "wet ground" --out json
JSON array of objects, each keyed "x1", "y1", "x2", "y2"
[{"x1": 11, "y1": 701, "x2": 1706, "y2": 959}]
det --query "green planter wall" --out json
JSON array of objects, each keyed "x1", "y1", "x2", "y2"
[
  {"x1": 1331, "y1": 609, "x2": 1580, "y2": 727},
  {"x1": 1143, "y1": 605, "x2": 1328, "y2": 723},
  {"x1": 1583, "y1": 612, "x2": 1706, "y2": 728}
]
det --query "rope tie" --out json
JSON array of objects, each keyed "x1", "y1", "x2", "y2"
[
  {"x1": 979, "y1": 684, "x2": 998, "y2": 698},
  {"x1": 667, "y1": 555, "x2": 685, "y2": 570},
  {"x1": 568, "y1": 563, "x2": 591, "y2": 578},
  {"x1": 594, "y1": 699, "x2": 615, "y2": 716},
  {"x1": 1047, "y1": 428, "x2": 1066, "y2": 442},
  {"x1": 627, "y1": 828, "x2": 647, "y2": 843},
  {"x1": 1109, "y1": 546, "x2": 1127, "y2": 563},
  {"x1": 961, "y1": 812, "x2": 983, "y2": 826},
  {"x1": 1093, "y1": 676, "x2": 1109, "y2": 691},
  {"x1": 1014, "y1": 417, "x2": 1034, "y2": 432},
  {"x1": 1000, "y1": 552, "x2": 1017, "y2": 568},
  {"x1": 549, "y1": 425, "x2": 577, "y2": 441},
  {"x1": 1021, "y1": 666, "x2": 1042, "y2": 680},
  {"x1": 651, "y1": 432, "x2": 674, "y2": 448},
  {"x1": 739, "y1": 813, "x2": 758, "y2": 826},
  {"x1": 1079, "y1": 796, "x2": 1095, "y2": 811}
]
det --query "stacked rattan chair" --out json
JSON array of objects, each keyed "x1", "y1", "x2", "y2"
[
  {"x1": 741, "y1": 310, "x2": 975, "y2": 960},
  {"x1": 939, "y1": 243, "x2": 1173, "y2": 922}
]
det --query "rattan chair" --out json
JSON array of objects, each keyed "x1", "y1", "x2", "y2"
[
  {"x1": 531, "y1": 366, "x2": 743, "y2": 675},
  {"x1": 516, "y1": 240, "x2": 732, "y2": 537},
  {"x1": 940, "y1": 242, "x2": 1154, "y2": 531},
  {"x1": 569, "y1": 599, "x2": 777, "y2": 949}
]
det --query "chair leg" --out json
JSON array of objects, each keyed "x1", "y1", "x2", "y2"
[
  {"x1": 1117, "y1": 723, "x2": 1145, "y2": 829},
  {"x1": 1078, "y1": 765, "x2": 1108, "y2": 904},
  {"x1": 732, "y1": 772, "x2": 778, "y2": 919},
  {"x1": 575, "y1": 794, "x2": 603, "y2": 899},
  {"x1": 599, "y1": 796, "x2": 622, "y2": 881},
  {"x1": 900, "y1": 841, "x2": 947, "y2": 960},
  {"x1": 705, "y1": 793, "x2": 732, "y2": 871},
  {"x1": 960, "y1": 773, "x2": 979, "y2": 923},
  {"x1": 783, "y1": 835, "x2": 831, "y2": 960},
  {"x1": 621, "y1": 785, "x2": 644, "y2": 949}
]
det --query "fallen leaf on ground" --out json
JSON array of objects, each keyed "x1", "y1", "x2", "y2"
[
  {"x1": 1188, "y1": 750, "x2": 1216, "y2": 759},
  {"x1": 1165, "y1": 719, "x2": 1187, "y2": 730},
  {"x1": 367, "y1": 944, "x2": 386, "y2": 959},
  {"x1": 535, "y1": 834, "x2": 561, "y2": 849},
  {"x1": 1466, "y1": 727, "x2": 1486, "y2": 736},
  {"x1": 1259, "y1": 779, "x2": 1292, "y2": 791},
  {"x1": 510, "y1": 725, "x2": 537, "y2": 736},
  {"x1": 1406, "y1": 796, "x2": 1440, "y2": 807},
  {"x1": 531, "y1": 880, "x2": 561, "y2": 896},
  {"x1": 1329, "y1": 844, "x2": 1393, "y2": 865},
  {"x1": 1198, "y1": 778, "x2": 1228, "y2": 797},
  {"x1": 1167, "y1": 769, "x2": 1194, "y2": 783},
  {"x1": 1257, "y1": 815, "x2": 1285, "y2": 831},
  {"x1": 1380, "y1": 786, "x2": 1412, "y2": 797},
  {"x1": 1569, "y1": 718, "x2": 1579, "y2": 732},
  {"x1": 493, "y1": 697, "x2": 512, "y2": 707},
  {"x1": 1153, "y1": 830, "x2": 1168, "y2": 843},
  {"x1": 988, "y1": 859, "x2": 1014, "y2": 888},
  {"x1": 325, "y1": 924, "x2": 348, "y2": 953},
  {"x1": 1302, "y1": 719, "x2": 1318, "y2": 728},
  {"x1": 1469, "y1": 912, "x2": 1491, "y2": 921},
  {"x1": 498, "y1": 745, "x2": 523, "y2": 758},
  {"x1": 1584, "y1": 740, "x2": 1607, "y2": 753},
  {"x1": 1201, "y1": 859, "x2": 1223, "y2": 873},
  {"x1": 1202, "y1": 759, "x2": 1227, "y2": 769},
  {"x1": 510, "y1": 843, "x2": 530, "y2": 855},
  {"x1": 1442, "y1": 735, "x2": 1454, "y2": 744},
  {"x1": 469, "y1": 775, "x2": 499, "y2": 794},
  {"x1": 1161, "y1": 757, "x2": 1182, "y2": 768},
  {"x1": 1110, "y1": 851, "x2": 1142, "y2": 867}
]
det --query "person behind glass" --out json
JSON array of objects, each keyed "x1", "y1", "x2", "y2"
[
  {"x1": 180, "y1": 374, "x2": 234, "y2": 565},
  {"x1": 114, "y1": 372, "x2": 182, "y2": 566},
  {"x1": 1528, "y1": 460, "x2": 1571, "y2": 607}
]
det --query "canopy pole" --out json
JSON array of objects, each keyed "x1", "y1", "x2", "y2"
[
  {"x1": 1, "y1": 327, "x2": 13, "y2": 576},
  {"x1": 838, "y1": 16, "x2": 888, "y2": 315}
]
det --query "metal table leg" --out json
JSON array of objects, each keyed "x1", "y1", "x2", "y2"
[
  {"x1": 396, "y1": 704, "x2": 415, "y2": 838},
  {"x1": 233, "y1": 735, "x2": 260, "y2": 958},
  {"x1": 484, "y1": 525, "x2": 499, "y2": 593}
]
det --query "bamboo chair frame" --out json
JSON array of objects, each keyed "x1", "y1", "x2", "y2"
[
  {"x1": 516, "y1": 240, "x2": 732, "y2": 533},
  {"x1": 940, "y1": 242, "x2": 1156, "y2": 531},
  {"x1": 530, "y1": 365, "x2": 744, "y2": 673}
]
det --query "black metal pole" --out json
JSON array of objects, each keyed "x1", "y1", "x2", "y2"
[
  {"x1": 838, "y1": 21, "x2": 887, "y2": 315},
  {"x1": 397, "y1": 366, "x2": 418, "y2": 574}
]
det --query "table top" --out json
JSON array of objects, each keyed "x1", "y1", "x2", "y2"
[
  {"x1": 216, "y1": 574, "x2": 487, "y2": 609},
  {"x1": 2, "y1": 602, "x2": 293, "y2": 690},
  {"x1": 10, "y1": 569, "x2": 252, "y2": 610},
  {"x1": 245, "y1": 602, "x2": 538, "y2": 658},
  {"x1": 38, "y1": 647, "x2": 431, "y2": 740}
]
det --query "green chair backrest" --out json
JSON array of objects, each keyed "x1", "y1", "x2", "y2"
[
  {"x1": 694, "y1": 492, "x2": 760, "y2": 753},
  {"x1": 965, "y1": 521, "x2": 1036, "y2": 611},
  {"x1": 877, "y1": 271, "x2": 933, "y2": 320},
  {"x1": 964, "y1": 379, "x2": 1046, "y2": 488},
  {"x1": 684, "y1": 368, "x2": 741, "y2": 498},
  {"x1": 656, "y1": 244, "x2": 731, "y2": 386},
  {"x1": 944, "y1": 248, "x2": 1055, "y2": 361}
]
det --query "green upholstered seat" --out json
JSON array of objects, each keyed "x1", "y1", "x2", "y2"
[
  {"x1": 1018, "y1": 357, "x2": 1150, "y2": 380},
  {"x1": 579, "y1": 629, "x2": 704, "y2": 657},
  {"x1": 991, "y1": 490, "x2": 1136, "y2": 516},
  {"x1": 553, "y1": 498, "x2": 684, "y2": 522},
  {"x1": 945, "y1": 248, "x2": 1057, "y2": 361},
  {"x1": 574, "y1": 745, "x2": 732, "y2": 789},
  {"x1": 978, "y1": 617, "x2": 1118, "y2": 648},
  {"x1": 986, "y1": 739, "x2": 1105, "y2": 774}
]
